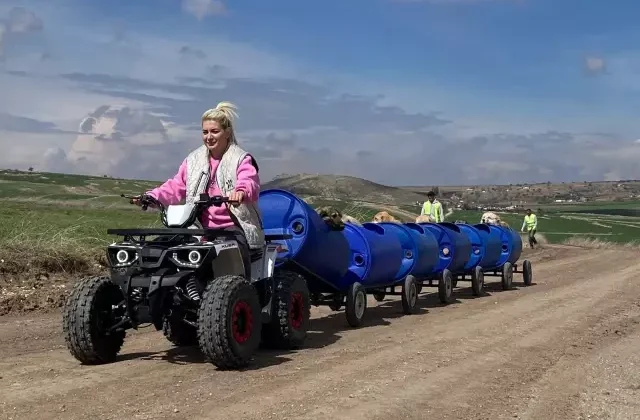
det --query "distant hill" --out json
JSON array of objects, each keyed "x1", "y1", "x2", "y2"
[{"x1": 263, "y1": 174, "x2": 430, "y2": 206}]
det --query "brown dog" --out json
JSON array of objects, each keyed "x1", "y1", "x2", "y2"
[
  {"x1": 316, "y1": 206, "x2": 361, "y2": 231},
  {"x1": 372, "y1": 211, "x2": 401, "y2": 223},
  {"x1": 415, "y1": 214, "x2": 434, "y2": 223}
]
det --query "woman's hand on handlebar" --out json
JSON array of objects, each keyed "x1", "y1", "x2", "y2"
[{"x1": 228, "y1": 190, "x2": 245, "y2": 206}]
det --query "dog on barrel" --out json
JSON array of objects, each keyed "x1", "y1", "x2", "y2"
[{"x1": 316, "y1": 206, "x2": 362, "y2": 231}]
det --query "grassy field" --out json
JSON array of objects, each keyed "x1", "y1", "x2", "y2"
[
  {"x1": 449, "y1": 208, "x2": 640, "y2": 245},
  {"x1": 1, "y1": 169, "x2": 639, "y2": 314},
  {"x1": 1, "y1": 169, "x2": 639, "y2": 275}
]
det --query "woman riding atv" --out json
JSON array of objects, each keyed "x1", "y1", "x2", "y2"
[{"x1": 132, "y1": 101, "x2": 264, "y2": 280}]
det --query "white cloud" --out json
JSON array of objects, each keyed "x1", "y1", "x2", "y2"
[
  {"x1": 584, "y1": 54, "x2": 607, "y2": 75},
  {"x1": 181, "y1": 0, "x2": 227, "y2": 20},
  {"x1": 0, "y1": 4, "x2": 639, "y2": 187}
]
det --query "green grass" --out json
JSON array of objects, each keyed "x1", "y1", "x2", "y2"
[
  {"x1": 450, "y1": 209, "x2": 640, "y2": 245},
  {"x1": 540, "y1": 200, "x2": 640, "y2": 212},
  {"x1": 2, "y1": 168, "x2": 640, "y2": 277}
]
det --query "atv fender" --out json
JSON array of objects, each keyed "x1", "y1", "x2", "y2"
[{"x1": 211, "y1": 244, "x2": 246, "y2": 278}]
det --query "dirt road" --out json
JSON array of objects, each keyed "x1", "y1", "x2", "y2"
[{"x1": 2, "y1": 244, "x2": 640, "y2": 420}]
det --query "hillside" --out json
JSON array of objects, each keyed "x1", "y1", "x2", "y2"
[
  {"x1": 401, "y1": 179, "x2": 640, "y2": 208},
  {"x1": 264, "y1": 174, "x2": 430, "y2": 205}
]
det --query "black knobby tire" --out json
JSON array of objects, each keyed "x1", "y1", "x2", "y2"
[
  {"x1": 522, "y1": 259, "x2": 533, "y2": 286},
  {"x1": 197, "y1": 275, "x2": 262, "y2": 370},
  {"x1": 501, "y1": 261, "x2": 513, "y2": 290},
  {"x1": 372, "y1": 292, "x2": 386, "y2": 302},
  {"x1": 262, "y1": 270, "x2": 311, "y2": 349},
  {"x1": 163, "y1": 312, "x2": 198, "y2": 346},
  {"x1": 401, "y1": 275, "x2": 419, "y2": 315},
  {"x1": 345, "y1": 282, "x2": 367, "y2": 328},
  {"x1": 438, "y1": 269, "x2": 453, "y2": 304},
  {"x1": 471, "y1": 266, "x2": 484, "y2": 296},
  {"x1": 62, "y1": 276, "x2": 127, "y2": 364}
]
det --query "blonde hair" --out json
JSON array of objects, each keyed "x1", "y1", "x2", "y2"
[{"x1": 201, "y1": 101, "x2": 239, "y2": 144}]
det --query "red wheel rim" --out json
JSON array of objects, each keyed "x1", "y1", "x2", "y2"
[
  {"x1": 231, "y1": 300, "x2": 253, "y2": 343},
  {"x1": 290, "y1": 292, "x2": 304, "y2": 329}
]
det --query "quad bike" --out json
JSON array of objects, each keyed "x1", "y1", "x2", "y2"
[{"x1": 62, "y1": 192, "x2": 311, "y2": 370}]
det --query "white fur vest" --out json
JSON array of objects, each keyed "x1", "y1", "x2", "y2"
[{"x1": 184, "y1": 143, "x2": 265, "y2": 249}]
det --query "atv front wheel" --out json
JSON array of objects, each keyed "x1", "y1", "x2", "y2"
[
  {"x1": 62, "y1": 276, "x2": 127, "y2": 364},
  {"x1": 197, "y1": 275, "x2": 262, "y2": 370},
  {"x1": 262, "y1": 270, "x2": 311, "y2": 349}
]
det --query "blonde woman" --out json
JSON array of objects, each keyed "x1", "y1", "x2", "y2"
[{"x1": 134, "y1": 102, "x2": 264, "y2": 279}]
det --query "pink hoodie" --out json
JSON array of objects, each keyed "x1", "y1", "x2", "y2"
[{"x1": 146, "y1": 154, "x2": 260, "y2": 229}]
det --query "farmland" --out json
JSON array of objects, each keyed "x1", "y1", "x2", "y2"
[
  {"x1": 1, "y1": 169, "x2": 640, "y2": 259},
  {"x1": 1, "y1": 168, "x2": 639, "y2": 316},
  {"x1": 449, "y1": 208, "x2": 640, "y2": 245}
]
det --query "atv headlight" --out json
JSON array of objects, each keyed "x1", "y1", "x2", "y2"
[
  {"x1": 188, "y1": 250, "x2": 202, "y2": 264},
  {"x1": 169, "y1": 246, "x2": 211, "y2": 268},
  {"x1": 116, "y1": 249, "x2": 129, "y2": 263},
  {"x1": 107, "y1": 246, "x2": 139, "y2": 267}
]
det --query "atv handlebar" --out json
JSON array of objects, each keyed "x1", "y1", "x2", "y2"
[
  {"x1": 196, "y1": 193, "x2": 241, "y2": 207},
  {"x1": 120, "y1": 194, "x2": 164, "y2": 212},
  {"x1": 120, "y1": 193, "x2": 240, "y2": 211}
]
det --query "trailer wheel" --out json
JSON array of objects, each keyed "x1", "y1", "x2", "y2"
[
  {"x1": 401, "y1": 275, "x2": 419, "y2": 314},
  {"x1": 471, "y1": 266, "x2": 484, "y2": 296},
  {"x1": 501, "y1": 262, "x2": 513, "y2": 290},
  {"x1": 438, "y1": 269, "x2": 453, "y2": 304},
  {"x1": 522, "y1": 260, "x2": 533, "y2": 286},
  {"x1": 345, "y1": 282, "x2": 367, "y2": 327},
  {"x1": 372, "y1": 292, "x2": 386, "y2": 302}
]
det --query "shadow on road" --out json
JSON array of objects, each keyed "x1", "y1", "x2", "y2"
[{"x1": 112, "y1": 276, "x2": 539, "y2": 370}]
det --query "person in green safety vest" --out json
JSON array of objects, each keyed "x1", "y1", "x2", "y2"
[
  {"x1": 521, "y1": 208, "x2": 538, "y2": 248},
  {"x1": 421, "y1": 191, "x2": 444, "y2": 223}
]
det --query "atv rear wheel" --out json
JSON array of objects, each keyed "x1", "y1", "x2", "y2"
[
  {"x1": 197, "y1": 275, "x2": 262, "y2": 370},
  {"x1": 262, "y1": 270, "x2": 311, "y2": 349},
  {"x1": 62, "y1": 276, "x2": 127, "y2": 364},
  {"x1": 163, "y1": 312, "x2": 198, "y2": 346}
]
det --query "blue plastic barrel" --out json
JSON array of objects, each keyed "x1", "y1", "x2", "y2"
[
  {"x1": 472, "y1": 223, "x2": 502, "y2": 268},
  {"x1": 403, "y1": 223, "x2": 440, "y2": 278},
  {"x1": 481, "y1": 224, "x2": 523, "y2": 269},
  {"x1": 258, "y1": 189, "x2": 350, "y2": 284},
  {"x1": 418, "y1": 222, "x2": 471, "y2": 274},
  {"x1": 504, "y1": 226, "x2": 523, "y2": 263},
  {"x1": 456, "y1": 223, "x2": 484, "y2": 271},
  {"x1": 376, "y1": 222, "x2": 418, "y2": 282},
  {"x1": 339, "y1": 222, "x2": 404, "y2": 290}
]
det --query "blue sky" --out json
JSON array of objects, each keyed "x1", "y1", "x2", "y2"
[{"x1": 0, "y1": 0, "x2": 639, "y2": 186}]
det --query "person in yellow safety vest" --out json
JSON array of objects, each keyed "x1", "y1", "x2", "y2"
[
  {"x1": 521, "y1": 208, "x2": 538, "y2": 248},
  {"x1": 421, "y1": 191, "x2": 444, "y2": 223}
]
